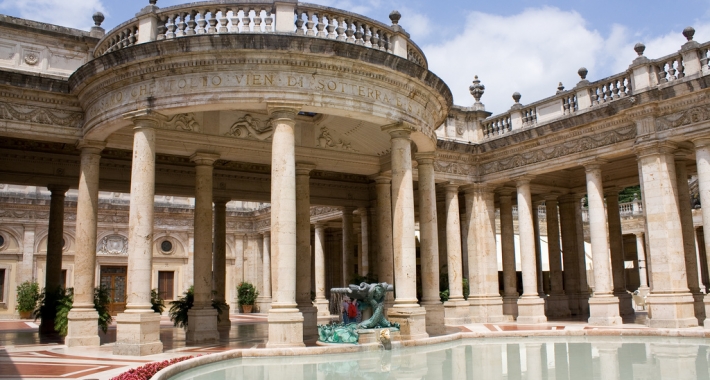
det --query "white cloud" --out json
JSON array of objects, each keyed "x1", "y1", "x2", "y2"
[{"x1": 0, "y1": 0, "x2": 106, "y2": 30}]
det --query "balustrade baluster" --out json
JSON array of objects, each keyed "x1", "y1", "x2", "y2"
[
  {"x1": 604, "y1": 83, "x2": 612, "y2": 102},
  {"x1": 305, "y1": 11, "x2": 316, "y2": 36},
  {"x1": 186, "y1": 11, "x2": 197, "y2": 35},
  {"x1": 242, "y1": 9, "x2": 252, "y2": 33},
  {"x1": 229, "y1": 8, "x2": 240, "y2": 33},
  {"x1": 207, "y1": 9, "x2": 219, "y2": 34},
  {"x1": 620, "y1": 78, "x2": 628, "y2": 97},
  {"x1": 345, "y1": 19, "x2": 355, "y2": 43},
  {"x1": 253, "y1": 8, "x2": 263, "y2": 33},
  {"x1": 316, "y1": 13, "x2": 327, "y2": 38},
  {"x1": 668, "y1": 59, "x2": 677, "y2": 80},
  {"x1": 658, "y1": 63, "x2": 668, "y2": 83},
  {"x1": 196, "y1": 10, "x2": 207, "y2": 34},
  {"x1": 612, "y1": 80, "x2": 620, "y2": 99},
  {"x1": 363, "y1": 24, "x2": 372, "y2": 47},
  {"x1": 157, "y1": 15, "x2": 168, "y2": 40},
  {"x1": 371, "y1": 27, "x2": 380, "y2": 49},
  {"x1": 354, "y1": 21, "x2": 364, "y2": 45},
  {"x1": 336, "y1": 16, "x2": 346, "y2": 41},
  {"x1": 677, "y1": 56, "x2": 685, "y2": 78},
  {"x1": 325, "y1": 14, "x2": 336, "y2": 38},
  {"x1": 383, "y1": 32, "x2": 391, "y2": 52},
  {"x1": 295, "y1": 10, "x2": 306, "y2": 35},
  {"x1": 176, "y1": 13, "x2": 187, "y2": 37},
  {"x1": 218, "y1": 8, "x2": 228, "y2": 33},
  {"x1": 264, "y1": 10, "x2": 273, "y2": 32}
]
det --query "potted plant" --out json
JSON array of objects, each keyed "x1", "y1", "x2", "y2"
[
  {"x1": 15, "y1": 281, "x2": 39, "y2": 319},
  {"x1": 168, "y1": 286, "x2": 228, "y2": 328},
  {"x1": 237, "y1": 282, "x2": 258, "y2": 313}
]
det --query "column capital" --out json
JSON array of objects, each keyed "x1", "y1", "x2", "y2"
[
  {"x1": 314, "y1": 222, "x2": 327, "y2": 229},
  {"x1": 266, "y1": 102, "x2": 301, "y2": 120},
  {"x1": 633, "y1": 140, "x2": 678, "y2": 158},
  {"x1": 603, "y1": 187, "x2": 622, "y2": 197},
  {"x1": 543, "y1": 194, "x2": 560, "y2": 202},
  {"x1": 692, "y1": 137, "x2": 710, "y2": 149},
  {"x1": 381, "y1": 121, "x2": 416, "y2": 138},
  {"x1": 580, "y1": 158, "x2": 607, "y2": 172},
  {"x1": 213, "y1": 197, "x2": 231, "y2": 205},
  {"x1": 295, "y1": 162, "x2": 316, "y2": 175},
  {"x1": 557, "y1": 193, "x2": 578, "y2": 204},
  {"x1": 124, "y1": 109, "x2": 161, "y2": 130},
  {"x1": 673, "y1": 147, "x2": 693, "y2": 160},
  {"x1": 190, "y1": 151, "x2": 220, "y2": 166},
  {"x1": 496, "y1": 186, "x2": 516, "y2": 197},
  {"x1": 634, "y1": 231, "x2": 645, "y2": 238},
  {"x1": 341, "y1": 206, "x2": 356, "y2": 213},
  {"x1": 532, "y1": 198, "x2": 545, "y2": 207},
  {"x1": 512, "y1": 175, "x2": 534, "y2": 187},
  {"x1": 414, "y1": 151, "x2": 436, "y2": 164},
  {"x1": 462, "y1": 182, "x2": 494, "y2": 194},
  {"x1": 76, "y1": 139, "x2": 106, "y2": 153},
  {"x1": 47, "y1": 184, "x2": 70, "y2": 194},
  {"x1": 442, "y1": 182, "x2": 461, "y2": 193},
  {"x1": 262, "y1": 231, "x2": 271, "y2": 238},
  {"x1": 374, "y1": 175, "x2": 391, "y2": 184}
]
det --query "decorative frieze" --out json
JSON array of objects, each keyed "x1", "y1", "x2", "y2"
[
  {"x1": 316, "y1": 126, "x2": 358, "y2": 152},
  {"x1": 656, "y1": 105, "x2": 710, "y2": 131},
  {"x1": 98, "y1": 234, "x2": 128, "y2": 255},
  {"x1": 225, "y1": 114, "x2": 274, "y2": 141},
  {"x1": 0, "y1": 101, "x2": 83, "y2": 128}
]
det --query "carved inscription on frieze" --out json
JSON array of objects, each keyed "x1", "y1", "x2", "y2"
[{"x1": 86, "y1": 72, "x2": 434, "y2": 126}]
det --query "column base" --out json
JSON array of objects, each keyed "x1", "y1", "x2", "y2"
[
  {"x1": 545, "y1": 294, "x2": 571, "y2": 319},
  {"x1": 441, "y1": 299, "x2": 467, "y2": 326},
  {"x1": 218, "y1": 305, "x2": 231, "y2": 328},
  {"x1": 566, "y1": 292, "x2": 581, "y2": 316},
  {"x1": 421, "y1": 301, "x2": 445, "y2": 334},
  {"x1": 692, "y1": 292, "x2": 706, "y2": 325},
  {"x1": 468, "y1": 296, "x2": 507, "y2": 323},
  {"x1": 313, "y1": 298, "x2": 331, "y2": 317},
  {"x1": 114, "y1": 312, "x2": 162, "y2": 356},
  {"x1": 186, "y1": 308, "x2": 219, "y2": 343},
  {"x1": 516, "y1": 297, "x2": 547, "y2": 324},
  {"x1": 615, "y1": 291, "x2": 635, "y2": 317},
  {"x1": 502, "y1": 295, "x2": 519, "y2": 319},
  {"x1": 298, "y1": 304, "x2": 318, "y2": 344},
  {"x1": 65, "y1": 309, "x2": 100, "y2": 347},
  {"x1": 256, "y1": 297, "x2": 272, "y2": 313},
  {"x1": 646, "y1": 293, "x2": 698, "y2": 328},
  {"x1": 266, "y1": 308, "x2": 305, "y2": 348},
  {"x1": 704, "y1": 294, "x2": 710, "y2": 328},
  {"x1": 588, "y1": 295, "x2": 622, "y2": 326},
  {"x1": 387, "y1": 305, "x2": 429, "y2": 341},
  {"x1": 576, "y1": 292, "x2": 591, "y2": 317}
]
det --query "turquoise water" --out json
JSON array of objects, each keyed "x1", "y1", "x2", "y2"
[{"x1": 170, "y1": 336, "x2": 710, "y2": 379}]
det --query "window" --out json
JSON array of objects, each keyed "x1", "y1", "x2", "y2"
[
  {"x1": 158, "y1": 271, "x2": 174, "y2": 300},
  {"x1": 160, "y1": 240, "x2": 173, "y2": 253},
  {"x1": 0, "y1": 269, "x2": 5, "y2": 302}
]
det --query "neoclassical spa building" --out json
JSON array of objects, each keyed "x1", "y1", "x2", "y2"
[{"x1": 1, "y1": 0, "x2": 710, "y2": 355}]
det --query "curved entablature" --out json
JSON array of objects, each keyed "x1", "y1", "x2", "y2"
[
  {"x1": 93, "y1": 1, "x2": 427, "y2": 70},
  {"x1": 70, "y1": 32, "x2": 451, "y2": 157}
]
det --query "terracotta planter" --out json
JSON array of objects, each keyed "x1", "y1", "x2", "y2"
[
  {"x1": 19, "y1": 310, "x2": 32, "y2": 319},
  {"x1": 242, "y1": 305, "x2": 253, "y2": 314}
]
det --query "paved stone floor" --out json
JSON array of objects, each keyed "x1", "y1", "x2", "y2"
[{"x1": 0, "y1": 310, "x2": 693, "y2": 380}]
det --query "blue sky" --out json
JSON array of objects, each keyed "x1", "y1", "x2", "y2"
[{"x1": 1, "y1": 0, "x2": 709, "y2": 113}]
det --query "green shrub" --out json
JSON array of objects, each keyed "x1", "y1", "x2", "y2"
[
  {"x1": 169, "y1": 286, "x2": 228, "y2": 329},
  {"x1": 15, "y1": 281, "x2": 39, "y2": 312},
  {"x1": 236, "y1": 282, "x2": 259, "y2": 306},
  {"x1": 34, "y1": 286, "x2": 112, "y2": 336},
  {"x1": 151, "y1": 289, "x2": 165, "y2": 314}
]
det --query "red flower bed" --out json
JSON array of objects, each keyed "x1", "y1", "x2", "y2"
[{"x1": 112, "y1": 356, "x2": 195, "y2": 380}]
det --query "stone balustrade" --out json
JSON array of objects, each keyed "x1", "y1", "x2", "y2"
[
  {"x1": 496, "y1": 200, "x2": 643, "y2": 224},
  {"x1": 92, "y1": 1, "x2": 427, "y2": 69}
]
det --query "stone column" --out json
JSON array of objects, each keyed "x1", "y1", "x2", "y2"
[
  {"x1": 358, "y1": 208, "x2": 369, "y2": 276},
  {"x1": 296, "y1": 163, "x2": 317, "y2": 343},
  {"x1": 544, "y1": 195, "x2": 570, "y2": 318},
  {"x1": 584, "y1": 162, "x2": 622, "y2": 326},
  {"x1": 66, "y1": 141, "x2": 105, "y2": 347},
  {"x1": 416, "y1": 153, "x2": 444, "y2": 334},
  {"x1": 675, "y1": 153, "x2": 706, "y2": 323},
  {"x1": 187, "y1": 152, "x2": 220, "y2": 343},
  {"x1": 114, "y1": 115, "x2": 162, "y2": 356},
  {"x1": 574, "y1": 194, "x2": 591, "y2": 316},
  {"x1": 465, "y1": 184, "x2": 505, "y2": 322},
  {"x1": 259, "y1": 232, "x2": 272, "y2": 311},
  {"x1": 692, "y1": 137, "x2": 710, "y2": 328},
  {"x1": 40, "y1": 184, "x2": 69, "y2": 335},
  {"x1": 636, "y1": 142, "x2": 696, "y2": 328},
  {"x1": 515, "y1": 178, "x2": 547, "y2": 323},
  {"x1": 341, "y1": 206, "x2": 355, "y2": 285},
  {"x1": 559, "y1": 195, "x2": 581, "y2": 316},
  {"x1": 605, "y1": 189, "x2": 634, "y2": 317},
  {"x1": 696, "y1": 228, "x2": 710, "y2": 293},
  {"x1": 382, "y1": 123, "x2": 427, "y2": 340},
  {"x1": 313, "y1": 223, "x2": 330, "y2": 317},
  {"x1": 266, "y1": 104, "x2": 304, "y2": 348},
  {"x1": 213, "y1": 198, "x2": 230, "y2": 328},
  {"x1": 498, "y1": 189, "x2": 518, "y2": 319},
  {"x1": 442, "y1": 183, "x2": 468, "y2": 324},
  {"x1": 635, "y1": 232, "x2": 649, "y2": 293},
  {"x1": 375, "y1": 176, "x2": 395, "y2": 307},
  {"x1": 532, "y1": 200, "x2": 545, "y2": 298}
]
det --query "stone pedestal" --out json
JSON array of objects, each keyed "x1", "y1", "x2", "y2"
[
  {"x1": 266, "y1": 308, "x2": 305, "y2": 348},
  {"x1": 588, "y1": 296, "x2": 623, "y2": 325},
  {"x1": 64, "y1": 309, "x2": 100, "y2": 347},
  {"x1": 503, "y1": 296, "x2": 518, "y2": 320},
  {"x1": 704, "y1": 294, "x2": 710, "y2": 329},
  {"x1": 387, "y1": 306, "x2": 428, "y2": 341},
  {"x1": 646, "y1": 293, "x2": 698, "y2": 328},
  {"x1": 545, "y1": 295, "x2": 571, "y2": 318},
  {"x1": 468, "y1": 296, "x2": 507, "y2": 323},
  {"x1": 443, "y1": 300, "x2": 469, "y2": 325},
  {"x1": 113, "y1": 313, "x2": 163, "y2": 356},
  {"x1": 186, "y1": 308, "x2": 219, "y2": 342},
  {"x1": 422, "y1": 302, "x2": 446, "y2": 334},
  {"x1": 516, "y1": 298, "x2": 547, "y2": 324}
]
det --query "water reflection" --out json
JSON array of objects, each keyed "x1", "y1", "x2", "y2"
[{"x1": 171, "y1": 337, "x2": 710, "y2": 380}]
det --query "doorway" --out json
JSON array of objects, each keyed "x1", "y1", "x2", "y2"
[{"x1": 100, "y1": 266, "x2": 127, "y2": 315}]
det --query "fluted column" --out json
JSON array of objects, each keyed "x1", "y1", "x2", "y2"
[
  {"x1": 515, "y1": 177, "x2": 546, "y2": 323},
  {"x1": 266, "y1": 104, "x2": 304, "y2": 348},
  {"x1": 66, "y1": 141, "x2": 105, "y2": 347},
  {"x1": 40, "y1": 184, "x2": 69, "y2": 335},
  {"x1": 114, "y1": 115, "x2": 162, "y2": 356},
  {"x1": 692, "y1": 137, "x2": 710, "y2": 328},
  {"x1": 635, "y1": 233, "x2": 649, "y2": 291},
  {"x1": 584, "y1": 162, "x2": 621, "y2": 326},
  {"x1": 341, "y1": 206, "x2": 355, "y2": 285},
  {"x1": 465, "y1": 184, "x2": 505, "y2": 322},
  {"x1": 442, "y1": 183, "x2": 468, "y2": 324},
  {"x1": 375, "y1": 175, "x2": 395, "y2": 306},
  {"x1": 544, "y1": 195, "x2": 570, "y2": 318},
  {"x1": 313, "y1": 223, "x2": 330, "y2": 317},
  {"x1": 295, "y1": 163, "x2": 317, "y2": 343},
  {"x1": 532, "y1": 200, "x2": 545, "y2": 298},
  {"x1": 187, "y1": 152, "x2": 219, "y2": 343},
  {"x1": 382, "y1": 122, "x2": 427, "y2": 340},
  {"x1": 213, "y1": 197, "x2": 230, "y2": 328},
  {"x1": 605, "y1": 189, "x2": 634, "y2": 317},
  {"x1": 637, "y1": 142, "x2": 696, "y2": 328},
  {"x1": 416, "y1": 153, "x2": 444, "y2": 334},
  {"x1": 559, "y1": 195, "x2": 581, "y2": 316},
  {"x1": 499, "y1": 189, "x2": 518, "y2": 318},
  {"x1": 675, "y1": 153, "x2": 706, "y2": 324}
]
